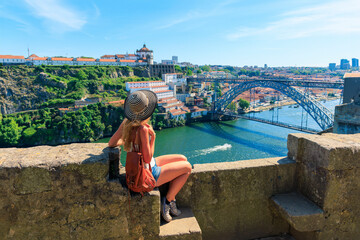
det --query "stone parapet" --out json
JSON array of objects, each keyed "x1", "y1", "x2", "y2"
[
  {"x1": 0, "y1": 143, "x2": 160, "y2": 240},
  {"x1": 287, "y1": 133, "x2": 360, "y2": 240},
  {"x1": 176, "y1": 157, "x2": 296, "y2": 240}
]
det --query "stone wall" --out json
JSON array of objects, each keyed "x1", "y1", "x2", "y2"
[
  {"x1": 0, "y1": 143, "x2": 160, "y2": 240},
  {"x1": 176, "y1": 157, "x2": 296, "y2": 240},
  {"x1": 1, "y1": 132, "x2": 359, "y2": 240},
  {"x1": 288, "y1": 133, "x2": 360, "y2": 240}
]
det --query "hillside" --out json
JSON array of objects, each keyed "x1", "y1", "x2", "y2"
[{"x1": 0, "y1": 65, "x2": 155, "y2": 114}]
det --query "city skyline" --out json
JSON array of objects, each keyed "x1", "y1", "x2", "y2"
[{"x1": 1, "y1": 0, "x2": 360, "y2": 67}]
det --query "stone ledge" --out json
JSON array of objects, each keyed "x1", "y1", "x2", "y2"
[
  {"x1": 159, "y1": 208, "x2": 202, "y2": 240},
  {"x1": 0, "y1": 143, "x2": 111, "y2": 169},
  {"x1": 193, "y1": 157, "x2": 294, "y2": 173},
  {"x1": 287, "y1": 133, "x2": 360, "y2": 170},
  {"x1": 271, "y1": 192, "x2": 325, "y2": 232}
]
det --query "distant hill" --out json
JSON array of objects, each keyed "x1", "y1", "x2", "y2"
[{"x1": 0, "y1": 65, "x2": 156, "y2": 115}]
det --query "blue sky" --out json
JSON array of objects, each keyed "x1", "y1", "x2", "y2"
[{"x1": 1, "y1": 0, "x2": 360, "y2": 67}]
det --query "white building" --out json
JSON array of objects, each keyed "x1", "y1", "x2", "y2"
[
  {"x1": 126, "y1": 81, "x2": 166, "y2": 91},
  {"x1": 0, "y1": 55, "x2": 26, "y2": 65},
  {"x1": 126, "y1": 81, "x2": 174, "y2": 100}
]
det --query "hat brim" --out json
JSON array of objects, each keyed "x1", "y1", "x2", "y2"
[{"x1": 124, "y1": 90, "x2": 158, "y2": 121}]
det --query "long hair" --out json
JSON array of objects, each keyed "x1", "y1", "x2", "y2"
[{"x1": 122, "y1": 118, "x2": 151, "y2": 152}]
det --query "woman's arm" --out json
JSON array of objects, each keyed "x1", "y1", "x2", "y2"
[
  {"x1": 108, "y1": 120, "x2": 126, "y2": 147},
  {"x1": 139, "y1": 125, "x2": 153, "y2": 164}
]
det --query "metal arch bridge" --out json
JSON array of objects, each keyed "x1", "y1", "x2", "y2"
[
  {"x1": 214, "y1": 80, "x2": 336, "y2": 131},
  {"x1": 187, "y1": 77, "x2": 344, "y2": 89}
]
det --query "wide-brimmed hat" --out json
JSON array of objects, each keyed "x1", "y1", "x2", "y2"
[{"x1": 124, "y1": 90, "x2": 158, "y2": 121}]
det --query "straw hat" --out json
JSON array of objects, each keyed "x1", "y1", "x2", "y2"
[{"x1": 124, "y1": 90, "x2": 158, "y2": 121}]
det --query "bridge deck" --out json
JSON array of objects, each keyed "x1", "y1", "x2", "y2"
[{"x1": 222, "y1": 113, "x2": 319, "y2": 134}]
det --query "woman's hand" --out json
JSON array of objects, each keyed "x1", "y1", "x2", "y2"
[{"x1": 108, "y1": 120, "x2": 126, "y2": 147}]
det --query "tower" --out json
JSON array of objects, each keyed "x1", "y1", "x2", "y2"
[{"x1": 136, "y1": 44, "x2": 153, "y2": 65}]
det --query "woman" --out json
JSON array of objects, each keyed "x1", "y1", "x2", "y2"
[{"x1": 108, "y1": 90, "x2": 192, "y2": 222}]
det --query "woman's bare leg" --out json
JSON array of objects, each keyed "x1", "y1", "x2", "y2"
[
  {"x1": 155, "y1": 161, "x2": 191, "y2": 201},
  {"x1": 155, "y1": 154, "x2": 187, "y2": 167}
]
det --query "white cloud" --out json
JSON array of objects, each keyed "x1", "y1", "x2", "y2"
[
  {"x1": 227, "y1": 0, "x2": 360, "y2": 40},
  {"x1": 24, "y1": 0, "x2": 86, "y2": 32}
]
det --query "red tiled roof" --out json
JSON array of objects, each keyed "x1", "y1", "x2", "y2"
[
  {"x1": 0, "y1": 55, "x2": 25, "y2": 59},
  {"x1": 127, "y1": 54, "x2": 137, "y2": 56},
  {"x1": 169, "y1": 109, "x2": 180, "y2": 113},
  {"x1": 154, "y1": 90, "x2": 172, "y2": 94},
  {"x1": 164, "y1": 103, "x2": 183, "y2": 108},
  {"x1": 172, "y1": 111, "x2": 187, "y2": 116},
  {"x1": 119, "y1": 59, "x2": 136, "y2": 62},
  {"x1": 52, "y1": 57, "x2": 73, "y2": 61},
  {"x1": 159, "y1": 97, "x2": 174, "y2": 101},
  {"x1": 29, "y1": 54, "x2": 39, "y2": 58},
  {"x1": 76, "y1": 58, "x2": 96, "y2": 62},
  {"x1": 33, "y1": 57, "x2": 47, "y2": 60},
  {"x1": 115, "y1": 54, "x2": 125, "y2": 58},
  {"x1": 100, "y1": 59, "x2": 116, "y2": 62}
]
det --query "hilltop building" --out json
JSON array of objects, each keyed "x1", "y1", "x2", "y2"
[{"x1": 0, "y1": 44, "x2": 153, "y2": 67}]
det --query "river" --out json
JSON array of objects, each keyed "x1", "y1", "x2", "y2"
[{"x1": 95, "y1": 99, "x2": 341, "y2": 165}]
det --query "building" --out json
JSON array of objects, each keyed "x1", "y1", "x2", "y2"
[
  {"x1": 161, "y1": 60, "x2": 176, "y2": 65},
  {"x1": 136, "y1": 44, "x2": 153, "y2": 65},
  {"x1": 172, "y1": 56, "x2": 178, "y2": 64},
  {"x1": 125, "y1": 81, "x2": 174, "y2": 100},
  {"x1": 149, "y1": 64, "x2": 175, "y2": 77},
  {"x1": 352, "y1": 58, "x2": 359, "y2": 68},
  {"x1": 329, "y1": 63, "x2": 336, "y2": 71},
  {"x1": 340, "y1": 59, "x2": 350, "y2": 70},
  {"x1": 1, "y1": 44, "x2": 153, "y2": 67},
  {"x1": 162, "y1": 73, "x2": 187, "y2": 90},
  {"x1": 0, "y1": 55, "x2": 26, "y2": 65}
]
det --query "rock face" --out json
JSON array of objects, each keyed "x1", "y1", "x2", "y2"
[
  {"x1": 0, "y1": 68, "x2": 53, "y2": 114},
  {"x1": 38, "y1": 72, "x2": 67, "y2": 89}
]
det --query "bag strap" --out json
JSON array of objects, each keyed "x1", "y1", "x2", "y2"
[{"x1": 133, "y1": 127, "x2": 142, "y2": 153}]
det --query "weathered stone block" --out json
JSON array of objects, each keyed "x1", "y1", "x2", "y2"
[
  {"x1": 13, "y1": 167, "x2": 52, "y2": 194},
  {"x1": 62, "y1": 162, "x2": 108, "y2": 182},
  {"x1": 289, "y1": 133, "x2": 360, "y2": 170},
  {"x1": 271, "y1": 192, "x2": 325, "y2": 232}
]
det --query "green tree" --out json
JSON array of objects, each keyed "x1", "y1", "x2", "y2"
[
  {"x1": 227, "y1": 102, "x2": 237, "y2": 112},
  {"x1": 196, "y1": 70, "x2": 201, "y2": 74},
  {"x1": 201, "y1": 65, "x2": 211, "y2": 72},
  {"x1": 186, "y1": 69, "x2": 193, "y2": 76},
  {"x1": 0, "y1": 118, "x2": 22, "y2": 145},
  {"x1": 175, "y1": 65, "x2": 182, "y2": 73},
  {"x1": 238, "y1": 98, "x2": 250, "y2": 110},
  {"x1": 76, "y1": 70, "x2": 87, "y2": 80}
]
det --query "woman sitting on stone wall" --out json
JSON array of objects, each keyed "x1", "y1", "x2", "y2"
[{"x1": 108, "y1": 90, "x2": 192, "y2": 222}]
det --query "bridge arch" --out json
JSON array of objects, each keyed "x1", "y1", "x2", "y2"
[{"x1": 215, "y1": 80, "x2": 334, "y2": 130}]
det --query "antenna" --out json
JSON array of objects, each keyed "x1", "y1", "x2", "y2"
[{"x1": 27, "y1": 47, "x2": 30, "y2": 57}]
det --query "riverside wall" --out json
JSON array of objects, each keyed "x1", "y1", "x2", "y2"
[{"x1": 0, "y1": 133, "x2": 359, "y2": 240}]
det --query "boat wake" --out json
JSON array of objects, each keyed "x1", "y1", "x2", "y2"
[{"x1": 194, "y1": 143, "x2": 232, "y2": 156}]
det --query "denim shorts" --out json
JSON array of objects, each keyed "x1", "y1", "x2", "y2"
[{"x1": 151, "y1": 158, "x2": 161, "y2": 182}]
